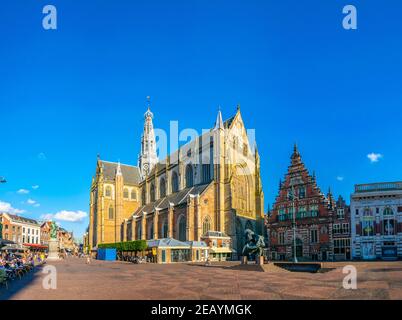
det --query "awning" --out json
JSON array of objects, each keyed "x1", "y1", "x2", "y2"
[
  {"x1": 23, "y1": 243, "x2": 48, "y2": 249},
  {"x1": 209, "y1": 247, "x2": 235, "y2": 254}
]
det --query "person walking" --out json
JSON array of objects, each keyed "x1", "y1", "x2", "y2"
[{"x1": 86, "y1": 254, "x2": 91, "y2": 265}]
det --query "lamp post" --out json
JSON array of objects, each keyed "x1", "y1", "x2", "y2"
[{"x1": 292, "y1": 184, "x2": 298, "y2": 263}]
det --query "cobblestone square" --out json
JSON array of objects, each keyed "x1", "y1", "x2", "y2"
[{"x1": 1, "y1": 258, "x2": 402, "y2": 300}]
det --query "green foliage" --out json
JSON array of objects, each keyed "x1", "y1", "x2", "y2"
[{"x1": 98, "y1": 240, "x2": 147, "y2": 252}]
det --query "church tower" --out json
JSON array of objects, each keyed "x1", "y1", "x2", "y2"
[{"x1": 138, "y1": 97, "x2": 158, "y2": 178}]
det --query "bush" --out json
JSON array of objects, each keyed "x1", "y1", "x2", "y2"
[{"x1": 98, "y1": 240, "x2": 147, "y2": 252}]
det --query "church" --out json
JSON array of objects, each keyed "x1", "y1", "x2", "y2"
[{"x1": 88, "y1": 102, "x2": 264, "y2": 259}]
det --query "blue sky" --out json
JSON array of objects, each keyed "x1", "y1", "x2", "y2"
[{"x1": 1, "y1": 0, "x2": 402, "y2": 239}]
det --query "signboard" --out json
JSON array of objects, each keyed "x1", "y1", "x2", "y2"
[{"x1": 382, "y1": 247, "x2": 397, "y2": 259}]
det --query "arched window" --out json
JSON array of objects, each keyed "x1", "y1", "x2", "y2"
[
  {"x1": 105, "y1": 186, "x2": 112, "y2": 197},
  {"x1": 171, "y1": 172, "x2": 179, "y2": 193},
  {"x1": 383, "y1": 207, "x2": 394, "y2": 215},
  {"x1": 162, "y1": 219, "x2": 168, "y2": 238},
  {"x1": 185, "y1": 164, "x2": 193, "y2": 188},
  {"x1": 202, "y1": 216, "x2": 211, "y2": 236},
  {"x1": 148, "y1": 222, "x2": 153, "y2": 240},
  {"x1": 137, "y1": 223, "x2": 141, "y2": 240},
  {"x1": 362, "y1": 208, "x2": 374, "y2": 236},
  {"x1": 150, "y1": 183, "x2": 155, "y2": 202},
  {"x1": 131, "y1": 189, "x2": 137, "y2": 200},
  {"x1": 141, "y1": 188, "x2": 146, "y2": 205},
  {"x1": 108, "y1": 206, "x2": 114, "y2": 220},
  {"x1": 123, "y1": 188, "x2": 129, "y2": 199},
  {"x1": 159, "y1": 178, "x2": 166, "y2": 198},
  {"x1": 178, "y1": 215, "x2": 186, "y2": 241}
]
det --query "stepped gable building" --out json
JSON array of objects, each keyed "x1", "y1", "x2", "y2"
[
  {"x1": 267, "y1": 145, "x2": 335, "y2": 261},
  {"x1": 88, "y1": 103, "x2": 265, "y2": 259}
]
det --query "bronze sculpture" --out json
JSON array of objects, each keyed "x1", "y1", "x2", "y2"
[{"x1": 242, "y1": 228, "x2": 265, "y2": 258}]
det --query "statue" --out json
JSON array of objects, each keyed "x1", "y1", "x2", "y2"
[
  {"x1": 242, "y1": 229, "x2": 265, "y2": 259},
  {"x1": 50, "y1": 221, "x2": 58, "y2": 239}
]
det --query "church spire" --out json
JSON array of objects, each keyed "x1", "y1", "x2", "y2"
[
  {"x1": 214, "y1": 107, "x2": 224, "y2": 130},
  {"x1": 138, "y1": 96, "x2": 158, "y2": 178}
]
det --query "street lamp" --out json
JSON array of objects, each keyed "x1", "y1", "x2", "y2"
[{"x1": 291, "y1": 184, "x2": 298, "y2": 263}]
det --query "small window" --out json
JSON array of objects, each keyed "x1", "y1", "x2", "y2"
[
  {"x1": 311, "y1": 229, "x2": 318, "y2": 243},
  {"x1": 131, "y1": 190, "x2": 137, "y2": 200},
  {"x1": 105, "y1": 186, "x2": 112, "y2": 197},
  {"x1": 108, "y1": 206, "x2": 114, "y2": 220},
  {"x1": 123, "y1": 188, "x2": 129, "y2": 199}
]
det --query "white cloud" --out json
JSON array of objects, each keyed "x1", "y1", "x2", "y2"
[
  {"x1": 32, "y1": 185, "x2": 39, "y2": 190},
  {"x1": 42, "y1": 210, "x2": 87, "y2": 222},
  {"x1": 27, "y1": 199, "x2": 37, "y2": 205},
  {"x1": 17, "y1": 189, "x2": 30, "y2": 194},
  {"x1": 0, "y1": 200, "x2": 25, "y2": 214},
  {"x1": 33, "y1": 203, "x2": 40, "y2": 207},
  {"x1": 367, "y1": 153, "x2": 383, "y2": 163},
  {"x1": 336, "y1": 176, "x2": 344, "y2": 181}
]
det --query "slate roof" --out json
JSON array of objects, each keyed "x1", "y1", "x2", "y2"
[
  {"x1": 1, "y1": 213, "x2": 39, "y2": 225},
  {"x1": 132, "y1": 183, "x2": 211, "y2": 216},
  {"x1": 100, "y1": 160, "x2": 141, "y2": 185}
]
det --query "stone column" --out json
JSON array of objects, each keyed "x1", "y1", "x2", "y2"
[
  {"x1": 131, "y1": 217, "x2": 137, "y2": 240},
  {"x1": 187, "y1": 195, "x2": 195, "y2": 241},
  {"x1": 153, "y1": 209, "x2": 159, "y2": 240},
  {"x1": 168, "y1": 203, "x2": 174, "y2": 238},
  {"x1": 141, "y1": 213, "x2": 147, "y2": 240},
  {"x1": 123, "y1": 219, "x2": 127, "y2": 242},
  {"x1": 195, "y1": 195, "x2": 201, "y2": 240}
]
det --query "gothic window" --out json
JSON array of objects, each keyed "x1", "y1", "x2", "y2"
[
  {"x1": 123, "y1": 188, "x2": 129, "y2": 199},
  {"x1": 136, "y1": 223, "x2": 141, "y2": 240},
  {"x1": 202, "y1": 216, "x2": 211, "y2": 235},
  {"x1": 162, "y1": 219, "x2": 168, "y2": 238},
  {"x1": 150, "y1": 183, "x2": 155, "y2": 202},
  {"x1": 159, "y1": 178, "x2": 166, "y2": 198},
  {"x1": 131, "y1": 189, "x2": 137, "y2": 200},
  {"x1": 105, "y1": 186, "x2": 112, "y2": 197},
  {"x1": 171, "y1": 171, "x2": 179, "y2": 193},
  {"x1": 185, "y1": 164, "x2": 193, "y2": 188},
  {"x1": 202, "y1": 164, "x2": 211, "y2": 183},
  {"x1": 383, "y1": 207, "x2": 394, "y2": 216},
  {"x1": 141, "y1": 188, "x2": 146, "y2": 205},
  {"x1": 178, "y1": 215, "x2": 186, "y2": 241},
  {"x1": 108, "y1": 206, "x2": 114, "y2": 220}
]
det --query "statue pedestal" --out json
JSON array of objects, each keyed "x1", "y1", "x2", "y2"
[
  {"x1": 255, "y1": 256, "x2": 264, "y2": 265},
  {"x1": 47, "y1": 239, "x2": 60, "y2": 261},
  {"x1": 241, "y1": 256, "x2": 248, "y2": 265}
]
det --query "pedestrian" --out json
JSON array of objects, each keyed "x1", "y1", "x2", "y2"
[{"x1": 86, "y1": 254, "x2": 91, "y2": 265}]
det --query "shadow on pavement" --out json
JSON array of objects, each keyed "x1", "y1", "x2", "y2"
[{"x1": 0, "y1": 264, "x2": 45, "y2": 300}]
